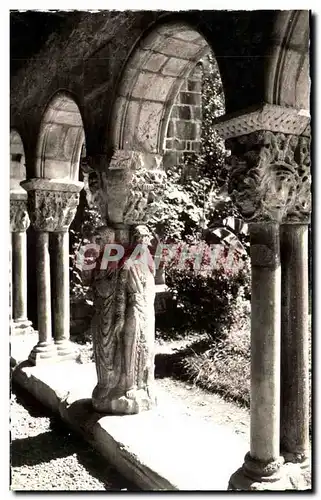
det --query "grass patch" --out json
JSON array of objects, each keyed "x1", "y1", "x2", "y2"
[
  {"x1": 175, "y1": 314, "x2": 312, "y2": 424},
  {"x1": 180, "y1": 318, "x2": 251, "y2": 407}
]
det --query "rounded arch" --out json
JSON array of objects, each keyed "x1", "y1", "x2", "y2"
[
  {"x1": 111, "y1": 21, "x2": 220, "y2": 154},
  {"x1": 10, "y1": 129, "x2": 27, "y2": 192},
  {"x1": 35, "y1": 91, "x2": 85, "y2": 180},
  {"x1": 265, "y1": 10, "x2": 310, "y2": 110}
]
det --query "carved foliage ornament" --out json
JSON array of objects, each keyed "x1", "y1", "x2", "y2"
[
  {"x1": 122, "y1": 166, "x2": 165, "y2": 225},
  {"x1": 28, "y1": 190, "x2": 80, "y2": 231},
  {"x1": 224, "y1": 131, "x2": 311, "y2": 223},
  {"x1": 107, "y1": 151, "x2": 165, "y2": 226},
  {"x1": 10, "y1": 200, "x2": 30, "y2": 233}
]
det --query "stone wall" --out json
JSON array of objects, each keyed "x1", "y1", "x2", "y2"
[
  {"x1": 163, "y1": 63, "x2": 202, "y2": 168},
  {"x1": 10, "y1": 10, "x2": 290, "y2": 172}
]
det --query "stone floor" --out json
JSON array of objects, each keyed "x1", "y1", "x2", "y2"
[
  {"x1": 10, "y1": 334, "x2": 311, "y2": 491},
  {"x1": 10, "y1": 334, "x2": 249, "y2": 491}
]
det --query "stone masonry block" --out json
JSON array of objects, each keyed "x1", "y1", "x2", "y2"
[
  {"x1": 123, "y1": 100, "x2": 140, "y2": 146},
  {"x1": 180, "y1": 92, "x2": 199, "y2": 105},
  {"x1": 166, "y1": 120, "x2": 175, "y2": 138},
  {"x1": 187, "y1": 80, "x2": 202, "y2": 92},
  {"x1": 144, "y1": 53, "x2": 168, "y2": 73},
  {"x1": 161, "y1": 57, "x2": 188, "y2": 77},
  {"x1": 159, "y1": 37, "x2": 203, "y2": 59},
  {"x1": 192, "y1": 107, "x2": 202, "y2": 120},
  {"x1": 173, "y1": 31, "x2": 205, "y2": 43},
  {"x1": 191, "y1": 141, "x2": 201, "y2": 152},
  {"x1": 173, "y1": 139, "x2": 186, "y2": 151},
  {"x1": 132, "y1": 72, "x2": 175, "y2": 102},
  {"x1": 178, "y1": 105, "x2": 191, "y2": 120},
  {"x1": 176, "y1": 121, "x2": 198, "y2": 140},
  {"x1": 136, "y1": 101, "x2": 163, "y2": 151},
  {"x1": 170, "y1": 106, "x2": 178, "y2": 119}
]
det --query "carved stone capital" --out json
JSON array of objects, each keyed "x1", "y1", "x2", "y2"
[
  {"x1": 222, "y1": 131, "x2": 311, "y2": 224},
  {"x1": 213, "y1": 104, "x2": 310, "y2": 140},
  {"x1": 85, "y1": 150, "x2": 166, "y2": 226},
  {"x1": 10, "y1": 198, "x2": 30, "y2": 233},
  {"x1": 21, "y1": 179, "x2": 83, "y2": 232}
]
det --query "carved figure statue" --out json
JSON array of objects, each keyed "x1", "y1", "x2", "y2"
[{"x1": 89, "y1": 224, "x2": 156, "y2": 414}]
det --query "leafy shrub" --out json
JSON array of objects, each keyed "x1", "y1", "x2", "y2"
[
  {"x1": 163, "y1": 246, "x2": 251, "y2": 340},
  {"x1": 69, "y1": 202, "x2": 102, "y2": 303},
  {"x1": 69, "y1": 195, "x2": 102, "y2": 341}
]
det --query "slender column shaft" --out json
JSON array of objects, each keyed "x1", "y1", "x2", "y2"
[
  {"x1": 36, "y1": 231, "x2": 52, "y2": 344},
  {"x1": 53, "y1": 231, "x2": 70, "y2": 342},
  {"x1": 249, "y1": 222, "x2": 281, "y2": 463},
  {"x1": 12, "y1": 231, "x2": 28, "y2": 321},
  {"x1": 280, "y1": 224, "x2": 310, "y2": 463}
]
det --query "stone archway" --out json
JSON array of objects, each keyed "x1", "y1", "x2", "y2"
[
  {"x1": 10, "y1": 130, "x2": 26, "y2": 191},
  {"x1": 35, "y1": 92, "x2": 85, "y2": 180},
  {"x1": 9, "y1": 10, "x2": 311, "y2": 491},
  {"x1": 111, "y1": 22, "x2": 213, "y2": 155},
  {"x1": 265, "y1": 10, "x2": 310, "y2": 111},
  {"x1": 21, "y1": 92, "x2": 85, "y2": 364},
  {"x1": 84, "y1": 22, "x2": 226, "y2": 416}
]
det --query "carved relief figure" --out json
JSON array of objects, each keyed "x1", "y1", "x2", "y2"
[
  {"x1": 90, "y1": 226, "x2": 123, "y2": 407},
  {"x1": 120, "y1": 225, "x2": 156, "y2": 401},
  {"x1": 89, "y1": 224, "x2": 156, "y2": 414}
]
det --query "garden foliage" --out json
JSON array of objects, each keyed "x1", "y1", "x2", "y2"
[{"x1": 69, "y1": 53, "x2": 251, "y2": 341}]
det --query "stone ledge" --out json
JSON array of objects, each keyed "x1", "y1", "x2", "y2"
[
  {"x1": 11, "y1": 354, "x2": 249, "y2": 491},
  {"x1": 213, "y1": 104, "x2": 310, "y2": 139}
]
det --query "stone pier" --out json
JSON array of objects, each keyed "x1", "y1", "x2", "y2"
[
  {"x1": 213, "y1": 105, "x2": 311, "y2": 490},
  {"x1": 83, "y1": 150, "x2": 165, "y2": 415},
  {"x1": 21, "y1": 178, "x2": 83, "y2": 364}
]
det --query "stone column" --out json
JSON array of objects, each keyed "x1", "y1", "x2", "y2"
[
  {"x1": 279, "y1": 135, "x2": 311, "y2": 468},
  {"x1": 52, "y1": 230, "x2": 74, "y2": 358},
  {"x1": 10, "y1": 194, "x2": 33, "y2": 335},
  {"x1": 21, "y1": 179, "x2": 83, "y2": 364},
  {"x1": 84, "y1": 150, "x2": 165, "y2": 414},
  {"x1": 280, "y1": 224, "x2": 310, "y2": 467},
  {"x1": 28, "y1": 230, "x2": 56, "y2": 364},
  {"x1": 212, "y1": 105, "x2": 310, "y2": 490},
  {"x1": 244, "y1": 222, "x2": 283, "y2": 482}
]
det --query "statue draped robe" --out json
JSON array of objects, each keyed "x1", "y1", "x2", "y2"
[{"x1": 91, "y1": 244, "x2": 156, "y2": 413}]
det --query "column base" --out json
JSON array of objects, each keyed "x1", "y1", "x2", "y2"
[
  {"x1": 228, "y1": 453, "x2": 311, "y2": 491},
  {"x1": 55, "y1": 340, "x2": 80, "y2": 362},
  {"x1": 92, "y1": 385, "x2": 157, "y2": 415},
  {"x1": 11, "y1": 319, "x2": 34, "y2": 336},
  {"x1": 282, "y1": 451, "x2": 310, "y2": 470},
  {"x1": 28, "y1": 341, "x2": 58, "y2": 365}
]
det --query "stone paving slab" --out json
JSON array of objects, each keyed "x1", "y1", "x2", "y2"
[
  {"x1": 10, "y1": 332, "x2": 39, "y2": 366},
  {"x1": 11, "y1": 338, "x2": 248, "y2": 491}
]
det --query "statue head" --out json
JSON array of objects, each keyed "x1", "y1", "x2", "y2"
[{"x1": 132, "y1": 225, "x2": 152, "y2": 246}]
